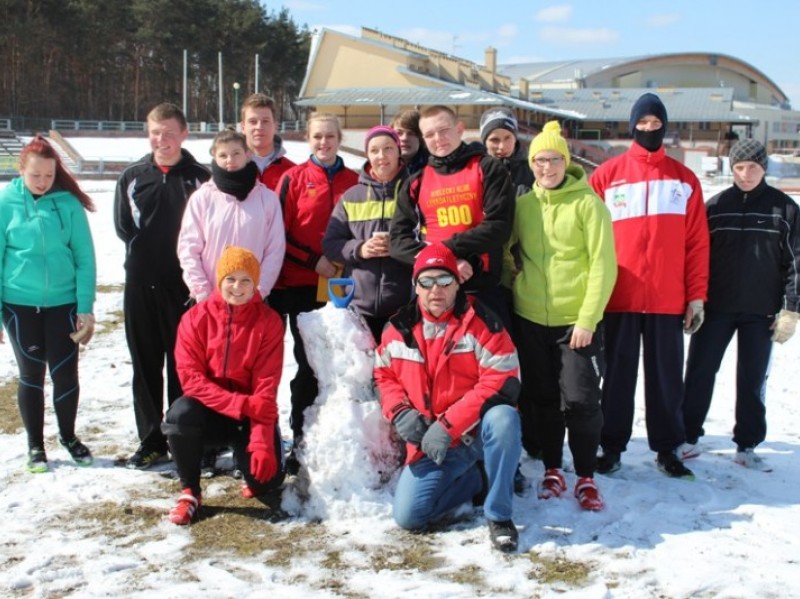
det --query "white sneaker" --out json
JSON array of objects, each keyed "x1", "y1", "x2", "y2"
[
  {"x1": 678, "y1": 442, "x2": 701, "y2": 461},
  {"x1": 734, "y1": 448, "x2": 772, "y2": 472}
]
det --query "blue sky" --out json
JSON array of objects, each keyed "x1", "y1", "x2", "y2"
[{"x1": 280, "y1": 0, "x2": 800, "y2": 108}]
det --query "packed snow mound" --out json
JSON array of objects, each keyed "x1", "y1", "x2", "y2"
[{"x1": 285, "y1": 304, "x2": 401, "y2": 520}]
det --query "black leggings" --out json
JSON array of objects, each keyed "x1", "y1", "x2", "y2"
[{"x1": 2, "y1": 303, "x2": 80, "y2": 449}]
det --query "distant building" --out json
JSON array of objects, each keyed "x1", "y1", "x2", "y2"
[{"x1": 297, "y1": 27, "x2": 799, "y2": 152}]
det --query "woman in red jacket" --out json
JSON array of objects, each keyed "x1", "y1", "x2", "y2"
[
  {"x1": 163, "y1": 247, "x2": 285, "y2": 525},
  {"x1": 270, "y1": 113, "x2": 358, "y2": 473}
]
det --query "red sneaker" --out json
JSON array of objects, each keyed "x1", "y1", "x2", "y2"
[
  {"x1": 538, "y1": 468, "x2": 567, "y2": 499},
  {"x1": 168, "y1": 489, "x2": 201, "y2": 525},
  {"x1": 574, "y1": 477, "x2": 604, "y2": 511}
]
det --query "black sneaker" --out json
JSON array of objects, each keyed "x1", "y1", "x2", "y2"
[
  {"x1": 200, "y1": 447, "x2": 218, "y2": 478},
  {"x1": 27, "y1": 447, "x2": 48, "y2": 473},
  {"x1": 126, "y1": 446, "x2": 167, "y2": 470},
  {"x1": 285, "y1": 448, "x2": 301, "y2": 476},
  {"x1": 596, "y1": 452, "x2": 621, "y2": 474},
  {"x1": 656, "y1": 451, "x2": 695, "y2": 480},
  {"x1": 60, "y1": 437, "x2": 93, "y2": 466},
  {"x1": 513, "y1": 465, "x2": 527, "y2": 496},
  {"x1": 488, "y1": 519, "x2": 518, "y2": 553}
]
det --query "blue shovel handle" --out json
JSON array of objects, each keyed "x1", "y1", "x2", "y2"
[{"x1": 328, "y1": 277, "x2": 356, "y2": 308}]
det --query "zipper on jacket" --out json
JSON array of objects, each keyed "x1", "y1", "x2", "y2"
[{"x1": 222, "y1": 305, "x2": 234, "y2": 378}]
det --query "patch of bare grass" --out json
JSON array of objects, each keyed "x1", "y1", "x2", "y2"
[
  {"x1": 528, "y1": 551, "x2": 592, "y2": 585},
  {"x1": 0, "y1": 378, "x2": 22, "y2": 434}
]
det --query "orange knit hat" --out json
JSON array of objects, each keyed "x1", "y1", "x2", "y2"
[{"x1": 216, "y1": 246, "x2": 260, "y2": 288}]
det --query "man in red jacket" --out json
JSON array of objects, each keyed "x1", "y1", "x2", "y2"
[
  {"x1": 375, "y1": 243, "x2": 522, "y2": 552},
  {"x1": 589, "y1": 93, "x2": 709, "y2": 479},
  {"x1": 163, "y1": 247, "x2": 285, "y2": 525},
  {"x1": 240, "y1": 93, "x2": 295, "y2": 191}
]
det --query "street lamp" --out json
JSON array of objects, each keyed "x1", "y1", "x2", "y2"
[{"x1": 232, "y1": 82, "x2": 240, "y2": 129}]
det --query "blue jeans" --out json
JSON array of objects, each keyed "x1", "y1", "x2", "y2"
[{"x1": 392, "y1": 404, "x2": 521, "y2": 530}]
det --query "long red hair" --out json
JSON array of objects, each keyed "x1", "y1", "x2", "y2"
[{"x1": 19, "y1": 135, "x2": 95, "y2": 212}]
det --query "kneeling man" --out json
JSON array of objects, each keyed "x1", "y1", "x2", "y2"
[{"x1": 374, "y1": 243, "x2": 522, "y2": 552}]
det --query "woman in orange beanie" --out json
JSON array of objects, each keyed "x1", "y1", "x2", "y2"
[{"x1": 162, "y1": 246, "x2": 286, "y2": 524}]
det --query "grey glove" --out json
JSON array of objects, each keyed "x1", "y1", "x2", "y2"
[
  {"x1": 772, "y1": 309, "x2": 799, "y2": 343},
  {"x1": 393, "y1": 409, "x2": 429, "y2": 445},
  {"x1": 684, "y1": 300, "x2": 704, "y2": 335},
  {"x1": 421, "y1": 420, "x2": 452, "y2": 465}
]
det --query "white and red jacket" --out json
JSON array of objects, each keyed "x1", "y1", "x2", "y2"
[
  {"x1": 589, "y1": 142, "x2": 709, "y2": 314},
  {"x1": 178, "y1": 180, "x2": 285, "y2": 299},
  {"x1": 374, "y1": 293, "x2": 520, "y2": 464},
  {"x1": 174, "y1": 290, "x2": 284, "y2": 453}
]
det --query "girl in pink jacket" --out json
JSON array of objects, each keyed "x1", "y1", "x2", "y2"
[{"x1": 178, "y1": 129, "x2": 286, "y2": 302}]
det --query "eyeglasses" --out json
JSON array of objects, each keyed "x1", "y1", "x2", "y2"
[
  {"x1": 533, "y1": 156, "x2": 565, "y2": 167},
  {"x1": 416, "y1": 274, "x2": 456, "y2": 289}
]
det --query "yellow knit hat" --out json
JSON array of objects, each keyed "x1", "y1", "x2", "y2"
[
  {"x1": 216, "y1": 246, "x2": 261, "y2": 289},
  {"x1": 528, "y1": 120, "x2": 571, "y2": 167}
]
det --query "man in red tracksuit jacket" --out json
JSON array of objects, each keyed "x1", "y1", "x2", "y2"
[
  {"x1": 375, "y1": 243, "x2": 522, "y2": 552},
  {"x1": 163, "y1": 247, "x2": 285, "y2": 525},
  {"x1": 589, "y1": 93, "x2": 709, "y2": 479}
]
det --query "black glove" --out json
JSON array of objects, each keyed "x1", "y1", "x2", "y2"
[
  {"x1": 392, "y1": 409, "x2": 429, "y2": 445},
  {"x1": 421, "y1": 421, "x2": 452, "y2": 465}
]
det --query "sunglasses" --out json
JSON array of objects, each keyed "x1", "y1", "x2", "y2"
[{"x1": 416, "y1": 274, "x2": 456, "y2": 289}]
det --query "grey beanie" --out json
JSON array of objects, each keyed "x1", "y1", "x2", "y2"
[
  {"x1": 479, "y1": 108, "x2": 518, "y2": 143},
  {"x1": 729, "y1": 138, "x2": 768, "y2": 170}
]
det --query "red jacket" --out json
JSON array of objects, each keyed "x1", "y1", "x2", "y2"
[
  {"x1": 374, "y1": 294, "x2": 520, "y2": 464},
  {"x1": 258, "y1": 155, "x2": 295, "y2": 191},
  {"x1": 174, "y1": 291, "x2": 284, "y2": 452},
  {"x1": 589, "y1": 142, "x2": 709, "y2": 314},
  {"x1": 275, "y1": 158, "x2": 359, "y2": 288}
]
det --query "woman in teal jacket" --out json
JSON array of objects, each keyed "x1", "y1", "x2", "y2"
[
  {"x1": 0, "y1": 136, "x2": 97, "y2": 472},
  {"x1": 509, "y1": 121, "x2": 616, "y2": 511}
]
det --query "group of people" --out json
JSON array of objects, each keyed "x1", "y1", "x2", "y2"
[{"x1": 1, "y1": 90, "x2": 797, "y2": 554}]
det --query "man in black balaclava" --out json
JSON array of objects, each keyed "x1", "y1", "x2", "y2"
[{"x1": 588, "y1": 92, "x2": 710, "y2": 480}]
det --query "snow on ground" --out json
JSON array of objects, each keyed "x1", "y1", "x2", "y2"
[{"x1": 0, "y1": 151, "x2": 799, "y2": 598}]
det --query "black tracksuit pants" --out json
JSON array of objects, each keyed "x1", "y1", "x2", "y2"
[
  {"x1": 123, "y1": 282, "x2": 188, "y2": 453},
  {"x1": 2, "y1": 303, "x2": 80, "y2": 449},
  {"x1": 514, "y1": 317, "x2": 604, "y2": 478},
  {"x1": 683, "y1": 311, "x2": 773, "y2": 450},
  {"x1": 601, "y1": 312, "x2": 686, "y2": 454},
  {"x1": 163, "y1": 396, "x2": 285, "y2": 496},
  {"x1": 267, "y1": 286, "x2": 324, "y2": 440}
]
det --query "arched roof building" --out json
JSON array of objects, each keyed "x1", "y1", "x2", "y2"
[{"x1": 297, "y1": 28, "x2": 799, "y2": 151}]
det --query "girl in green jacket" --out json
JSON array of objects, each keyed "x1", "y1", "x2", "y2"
[
  {"x1": 509, "y1": 121, "x2": 617, "y2": 511},
  {"x1": 0, "y1": 136, "x2": 97, "y2": 472}
]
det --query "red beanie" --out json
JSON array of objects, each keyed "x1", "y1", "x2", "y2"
[{"x1": 413, "y1": 243, "x2": 459, "y2": 281}]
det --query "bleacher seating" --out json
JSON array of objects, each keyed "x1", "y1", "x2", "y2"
[{"x1": 0, "y1": 130, "x2": 23, "y2": 175}]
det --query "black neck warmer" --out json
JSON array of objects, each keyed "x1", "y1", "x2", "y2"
[
  {"x1": 212, "y1": 160, "x2": 259, "y2": 201},
  {"x1": 633, "y1": 128, "x2": 666, "y2": 153}
]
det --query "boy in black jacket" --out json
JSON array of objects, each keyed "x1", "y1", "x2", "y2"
[
  {"x1": 682, "y1": 139, "x2": 800, "y2": 470},
  {"x1": 114, "y1": 103, "x2": 210, "y2": 469}
]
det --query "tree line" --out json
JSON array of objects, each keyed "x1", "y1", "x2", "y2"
[{"x1": 0, "y1": 0, "x2": 311, "y2": 126}]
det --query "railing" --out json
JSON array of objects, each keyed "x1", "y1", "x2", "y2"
[
  {"x1": 0, "y1": 119, "x2": 11, "y2": 130},
  {"x1": 51, "y1": 120, "x2": 146, "y2": 132}
]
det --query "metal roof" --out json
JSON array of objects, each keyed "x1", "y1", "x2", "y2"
[
  {"x1": 526, "y1": 88, "x2": 755, "y2": 123},
  {"x1": 499, "y1": 57, "x2": 645, "y2": 83}
]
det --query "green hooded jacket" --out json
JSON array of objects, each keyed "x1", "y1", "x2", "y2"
[{"x1": 509, "y1": 164, "x2": 616, "y2": 331}]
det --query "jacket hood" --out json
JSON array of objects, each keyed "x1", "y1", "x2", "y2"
[
  {"x1": 533, "y1": 163, "x2": 589, "y2": 203},
  {"x1": 429, "y1": 141, "x2": 486, "y2": 173},
  {"x1": 207, "y1": 288, "x2": 266, "y2": 322}
]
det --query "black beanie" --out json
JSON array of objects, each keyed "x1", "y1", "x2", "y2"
[
  {"x1": 629, "y1": 93, "x2": 668, "y2": 133},
  {"x1": 479, "y1": 108, "x2": 519, "y2": 144},
  {"x1": 728, "y1": 138, "x2": 768, "y2": 171}
]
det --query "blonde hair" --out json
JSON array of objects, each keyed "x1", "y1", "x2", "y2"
[{"x1": 307, "y1": 112, "x2": 342, "y2": 141}]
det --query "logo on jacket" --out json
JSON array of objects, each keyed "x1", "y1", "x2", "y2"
[
  {"x1": 670, "y1": 184, "x2": 685, "y2": 204},
  {"x1": 306, "y1": 182, "x2": 317, "y2": 197},
  {"x1": 612, "y1": 191, "x2": 627, "y2": 208}
]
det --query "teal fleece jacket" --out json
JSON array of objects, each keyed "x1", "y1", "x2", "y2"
[{"x1": 0, "y1": 177, "x2": 96, "y2": 325}]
